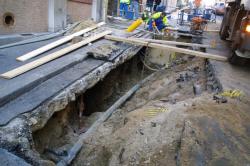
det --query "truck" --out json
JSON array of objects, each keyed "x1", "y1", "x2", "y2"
[{"x1": 219, "y1": 0, "x2": 250, "y2": 64}]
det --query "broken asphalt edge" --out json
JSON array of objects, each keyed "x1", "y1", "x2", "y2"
[{"x1": 0, "y1": 44, "x2": 144, "y2": 165}]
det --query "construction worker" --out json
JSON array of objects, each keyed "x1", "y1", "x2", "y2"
[
  {"x1": 142, "y1": 9, "x2": 150, "y2": 23},
  {"x1": 131, "y1": 0, "x2": 139, "y2": 19},
  {"x1": 194, "y1": 0, "x2": 202, "y2": 8},
  {"x1": 120, "y1": 0, "x2": 130, "y2": 17},
  {"x1": 142, "y1": 9, "x2": 150, "y2": 28},
  {"x1": 153, "y1": 0, "x2": 161, "y2": 11},
  {"x1": 146, "y1": 0, "x2": 154, "y2": 12},
  {"x1": 148, "y1": 12, "x2": 169, "y2": 31}
]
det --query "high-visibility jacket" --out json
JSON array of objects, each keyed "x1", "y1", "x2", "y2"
[
  {"x1": 120, "y1": 0, "x2": 130, "y2": 4},
  {"x1": 142, "y1": 11, "x2": 149, "y2": 22},
  {"x1": 151, "y1": 12, "x2": 168, "y2": 26}
]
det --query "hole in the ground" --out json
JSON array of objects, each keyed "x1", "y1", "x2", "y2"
[
  {"x1": 32, "y1": 54, "x2": 151, "y2": 163},
  {"x1": 3, "y1": 13, "x2": 15, "y2": 26}
]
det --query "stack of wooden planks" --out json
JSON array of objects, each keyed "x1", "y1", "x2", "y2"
[
  {"x1": 0, "y1": 23, "x2": 227, "y2": 80},
  {"x1": 0, "y1": 22, "x2": 109, "y2": 79},
  {"x1": 17, "y1": 22, "x2": 106, "y2": 62}
]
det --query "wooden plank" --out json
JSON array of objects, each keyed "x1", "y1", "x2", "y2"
[
  {"x1": 1, "y1": 31, "x2": 112, "y2": 79},
  {"x1": 165, "y1": 27, "x2": 179, "y2": 31},
  {"x1": 130, "y1": 37, "x2": 213, "y2": 48},
  {"x1": 105, "y1": 35, "x2": 227, "y2": 62},
  {"x1": 149, "y1": 43, "x2": 227, "y2": 61},
  {"x1": 16, "y1": 22, "x2": 105, "y2": 62},
  {"x1": 205, "y1": 29, "x2": 220, "y2": 32}
]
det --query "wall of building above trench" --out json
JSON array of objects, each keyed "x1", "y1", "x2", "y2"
[{"x1": 0, "y1": 0, "x2": 106, "y2": 34}]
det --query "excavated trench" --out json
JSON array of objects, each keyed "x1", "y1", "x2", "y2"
[
  {"x1": 70, "y1": 54, "x2": 223, "y2": 166},
  {"x1": 32, "y1": 54, "x2": 152, "y2": 163},
  {"x1": 31, "y1": 35, "x2": 222, "y2": 164}
]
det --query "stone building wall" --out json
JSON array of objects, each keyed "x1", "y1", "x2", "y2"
[
  {"x1": 67, "y1": 0, "x2": 92, "y2": 23},
  {"x1": 0, "y1": 0, "x2": 102, "y2": 34}
]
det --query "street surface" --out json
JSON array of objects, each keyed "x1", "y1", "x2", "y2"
[{"x1": 0, "y1": 14, "x2": 249, "y2": 166}]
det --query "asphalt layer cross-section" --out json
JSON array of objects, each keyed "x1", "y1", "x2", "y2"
[{"x1": 0, "y1": 30, "x2": 135, "y2": 126}]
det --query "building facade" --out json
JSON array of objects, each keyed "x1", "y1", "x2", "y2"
[
  {"x1": 0, "y1": 0, "x2": 106, "y2": 34},
  {"x1": 67, "y1": 0, "x2": 92, "y2": 23},
  {"x1": 0, "y1": 0, "x2": 49, "y2": 34}
]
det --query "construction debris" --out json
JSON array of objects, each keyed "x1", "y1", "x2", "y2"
[
  {"x1": 87, "y1": 44, "x2": 121, "y2": 61},
  {"x1": 213, "y1": 94, "x2": 228, "y2": 103},
  {"x1": 220, "y1": 89, "x2": 244, "y2": 98}
]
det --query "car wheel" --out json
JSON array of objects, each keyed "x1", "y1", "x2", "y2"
[{"x1": 229, "y1": 51, "x2": 247, "y2": 65}]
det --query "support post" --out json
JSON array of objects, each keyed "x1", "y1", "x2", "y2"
[
  {"x1": 48, "y1": 0, "x2": 67, "y2": 32},
  {"x1": 92, "y1": 0, "x2": 108, "y2": 22}
]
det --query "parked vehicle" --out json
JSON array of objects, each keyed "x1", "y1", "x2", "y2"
[
  {"x1": 220, "y1": 0, "x2": 250, "y2": 64},
  {"x1": 214, "y1": 2, "x2": 225, "y2": 15}
]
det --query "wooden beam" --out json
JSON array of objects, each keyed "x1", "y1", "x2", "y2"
[
  {"x1": 16, "y1": 22, "x2": 105, "y2": 62},
  {"x1": 165, "y1": 27, "x2": 179, "y2": 31},
  {"x1": 204, "y1": 29, "x2": 220, "y2": 32},
  {"x1": 149, "y1": 42, "x2": 227, "y2": 61},
  {"x1": 130, "y1": 37, "x2": 213, "y2": 48},
  {"x1": 1, "y1": 31, "x2": 112, "y2": 79},
  {"x1": 105, "y1": 35, "x2": 227, "y2": 62}
]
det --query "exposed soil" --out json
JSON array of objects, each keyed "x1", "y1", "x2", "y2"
[
  {"x1": 32, "y1": 51, "x2": 250, "y2": 165},
  {"x1": 32, "y1": 54, "x2": 152, "y2": 163},
  {"x1": 69, "y1": 54, "x2": 250, "y2": 166},
  {"x1": 66, "y1": 20, "x2": 96, "y2": 35},
  {"x1": 32, "y1": 19, "x2": 250, "y2": 166}
]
